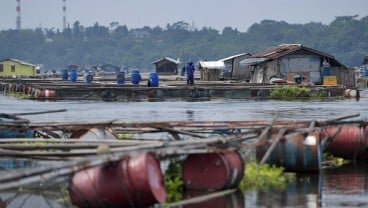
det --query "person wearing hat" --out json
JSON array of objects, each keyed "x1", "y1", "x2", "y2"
[{"x1": 185, "y1": 60, "x2": 195, "y2": 85}]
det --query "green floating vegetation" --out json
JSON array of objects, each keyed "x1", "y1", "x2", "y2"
[
  {"x1": 164, "y1": 160, "x2": 184, "y2": 203},
  {"x1": 271, "y1": 85, "x2": 332, "y2": 98},
  {"x1": 239, "y1": 162, "x2": 295, "y2": 192},
  {"x1": 322, "y1": 153, "x2": 350, "y2": 168},
  {"x1": 117, "y1": 133, "x2": 134, "y2": 140},
  {"x1": 7, "y1": 92, "x2": 30, "y2": 99},
  {"x1": 271, "y1": 85, "x2": 311, "y2": 98}
]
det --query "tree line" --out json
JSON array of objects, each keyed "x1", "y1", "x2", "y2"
[{"x1": 0, "y1": 15, "x2": 367, "y2": 72}]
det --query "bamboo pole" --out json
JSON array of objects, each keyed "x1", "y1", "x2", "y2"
[
  {"x1": 13, "y1": 109, "x2": 67, "y2": 116},
  {"x1": 259, "y1": 128, "x2": 287, "y2": 165},
  {"x1": 162, "y1": 189, "x2": 236, "y2": 207}
]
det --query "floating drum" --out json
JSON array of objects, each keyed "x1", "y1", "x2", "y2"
[
  {"x1": 69, "y1": 152, "x2": 166, "y2": 208},
  {"x1": 149, "y1": 72, "x2": 159, "y2": 87},
  {"x1": 182, "y1": 150, "x2": 244, "y2": 191},
  {"x1": 117, "y1": 71, "x2": 125, "y2": 85},
  {"x1": 256, "y1": 131, "x2": 322, "y2": 172},
  {"x1": 131, "y1": 69, "x2": 141, "y2": 84},
  {"x1": 343, "y1": 89, "x2": 358, "y2": 98},
  {"x1": 35, "y1": 89, "x2": 56, "y2": 98},
  {"x1": 70, "y1": 69, "x2": 78, "y2": 82},
  {"x1": 62, "y1": 69, "x2": 68, "y2": 80},
  {"x1": 83, "y1": 71, "x2": 93, "y2": 84},
  {"x1": 322, "y1": 125, "x2": 368, "y2": 160}
]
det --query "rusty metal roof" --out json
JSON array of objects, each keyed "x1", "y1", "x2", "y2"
[
  {"x1": 251, "y1": 44, "x2": 334, "y2": 60},
  {"x1": 249, "y1": 44, "x2": 346, "y2": 67}
]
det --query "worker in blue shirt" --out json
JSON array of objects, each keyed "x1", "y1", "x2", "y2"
[{"x1": 185, "y1": 60, "x2": 195, "y2": 85}]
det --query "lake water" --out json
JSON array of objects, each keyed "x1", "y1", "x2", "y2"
[{"x1": 1, "y1": 90, "x2": 368, "y2": 207}]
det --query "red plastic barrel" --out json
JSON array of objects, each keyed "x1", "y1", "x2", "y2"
[
  {"x1": 182, "y1": 150, "x2": 244, "y2": 191},
  {"x1": 322, "y1": 125, "x2": 368, "y2": 160},
  {"x1": 26, "y1": 86, "x2": 32, "y2": 95},
  {"x1": 35, "y1": 89, "x2": 56, "y2": 98},
  {"x1": 69, "y1": 152, "x2": 166, "y2": 208}
]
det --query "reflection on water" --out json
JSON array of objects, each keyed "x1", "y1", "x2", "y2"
[
  {"x1": 322, "y1": 164, "x2": 368, "y2": 207},
  {"x1": 243, "y1": 164, "x2": 368, "y2": 208},
  {"x1": 183, "y1": 190, "x2": 244, "y2": 208},
  {"x1": 0, "y1": 187, "x2": 72, "y2": 208},
  {"x1": 250, "y1": 173, "x2": 321, "y2": 208}
]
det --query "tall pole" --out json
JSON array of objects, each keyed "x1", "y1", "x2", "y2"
[
  {"x1": 16, "y1": 0, "x2": 21, "y2": 30},
  {"x1": 62, "y1": 0, "x2": 66, "y2": 30}
]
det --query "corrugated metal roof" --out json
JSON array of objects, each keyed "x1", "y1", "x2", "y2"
[
  {"x1": 249, "y1": 43, "x2": 347, "y2": 67},
  {"x1": 0, "y1": 58, "x2": 36, "y2": 67},
  {"x1": 152, "y1": 57, "x2": 180, "y2": 64},
  {"x1": 252, "y1": 44, "x2": 302, "y2": 59},
  {"x1": 218, "y1": 53, "x2": 251, "y2": 62},
  {"x1": 239, "y1": 57, "x2": 270, "y2": 66},
  {"x1": 198, "y1": 61, "x2": 225, "y2": 69},
  {"x1": 252, "y1": 44, "x2": 335, "y2": 60}
]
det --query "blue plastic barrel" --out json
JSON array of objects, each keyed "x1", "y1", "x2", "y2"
[
  {"x1": 365, "y1": 69, "x2": 368, "y2": 77},
  {"x1": 321, "y1": 66, "x2": 331, "y2": 76},
  {"x1": 61, "y1": 69, "x2": 68, "y2": 80},
  {"x1": 131, "y1": 70, "x2": 141, "y2": 84},
  {"x1": 70, "y1": 69, "x2": 78, "y2": 82},
  {"x1": 83, "y1": 71, "x2": 93, "y2": 84},
  {"x1": 149, "y1": 72, "x2": 159, "y2": 87},
  {"x1": 256, "y1": 132, "x2": 322, "y2": 172},
  {"x1": 117, "y1": 71, "x2": 125, "y2": 85}
]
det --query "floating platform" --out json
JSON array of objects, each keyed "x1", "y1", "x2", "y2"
[{"x1": 0, "y1": 77, "x2": 357, "y2": 101}]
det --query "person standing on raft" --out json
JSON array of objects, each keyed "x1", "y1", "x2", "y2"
[{"x1": 185, "y1": 60, "x2": 195, "y2": 86}]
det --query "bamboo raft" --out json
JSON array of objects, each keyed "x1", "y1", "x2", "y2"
[{"x1": 1, "y1": 110, "x2": 367, "y2": 207}]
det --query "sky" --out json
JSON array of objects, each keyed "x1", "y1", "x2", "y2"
[{"x1": 1, "y1": 0, "x2": 367, "y2": 32}]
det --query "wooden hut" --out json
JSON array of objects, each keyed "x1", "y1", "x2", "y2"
[
  {"x1": 240, "y1": 44, "x2": 355, "y2": 87},
  {"x1": 152, "y1": 57, "x2": 180, "y2": 75},
  {"x1": 219, "y1": 53, "x2": 251, "y2": 80}
]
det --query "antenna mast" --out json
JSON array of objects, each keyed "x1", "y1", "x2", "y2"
[
  {"x1": 62, "y1": 0, "x2": 66, "y2": 30},
  {"x1": 16, "y1": 0, "x2": 21, "y2": 30}
]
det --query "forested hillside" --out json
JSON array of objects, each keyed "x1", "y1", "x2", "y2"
[{"x1": 0, "y1": 15, "x2": 367, "y2": 71}]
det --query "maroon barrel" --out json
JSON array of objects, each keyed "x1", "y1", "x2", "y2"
[
  {"x1": 322, "y1": 125, "x2": 368, "y2": 160},
  {"x1": 69, "y1": 152, "x2": 166, "y2": 208},
  {"x1": 126, "y1": 152, "x2": 167, "y2": 205},
  {"x1": 182, "y1": 150, "x2": 244, "y2": 191},
  {"x1": 220, "y1": 151, "x2": 244, "y2": 189}
]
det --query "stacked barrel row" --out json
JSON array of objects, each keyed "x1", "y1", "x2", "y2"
[
  {"x1": 256, "y1": 124, "x2": 368, "y2": 172},
  {"x1": 1, "y1": 82, "x2": 56, "y2": 99}
]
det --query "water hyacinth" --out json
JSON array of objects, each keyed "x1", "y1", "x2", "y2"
[
  {"x1": 271, "y1": 86, "x2": 311, "y2": 98},
  {"x1": 239, "y1": 162, "x2": 295, "y2": 191}
]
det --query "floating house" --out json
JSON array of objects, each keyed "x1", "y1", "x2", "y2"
[
  {"x1": 0, "y1": 58, "x2": 36, "y2": 77},
  {"x1": 152, "y1": 57, "x2": 180, "y2": 75},
  {"x1": 98, "y1": 64, "x2": 121, "y2": 80},
  {"x1": 240, "y1": 44, "x2": 355, "y2": 87},
  {"x1": 219, "y1": 53, "x2": 252, "y2": 80}
]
